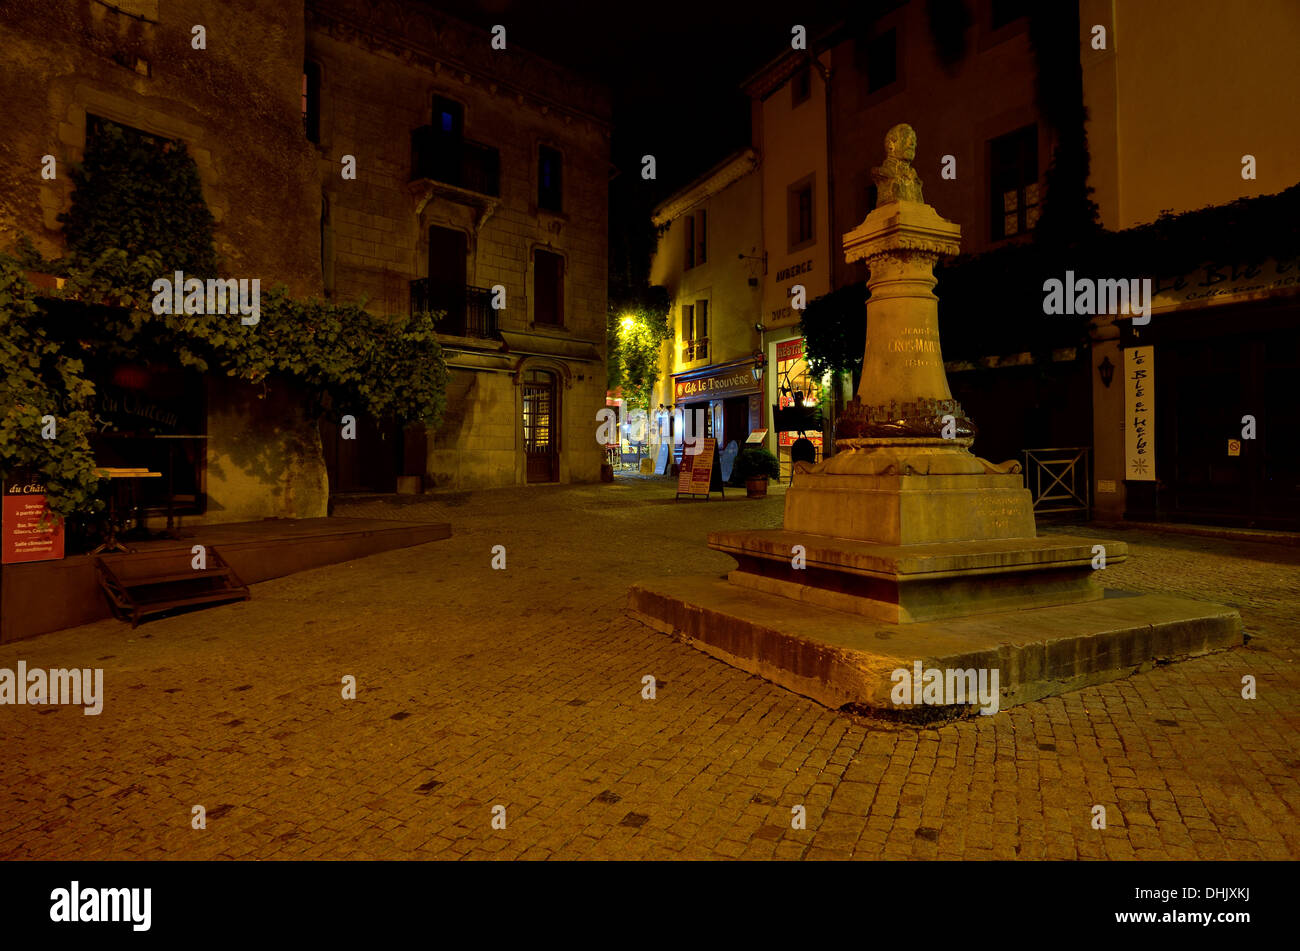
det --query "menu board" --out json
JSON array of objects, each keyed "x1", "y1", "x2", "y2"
[
  {"x1": 676, "y1": 438, "x2": 718, "y2": 499},
  {"x1": 2, "y1": 474, "x2": 65, "y2": 564}
]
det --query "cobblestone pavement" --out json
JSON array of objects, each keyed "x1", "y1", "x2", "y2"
[{"x1": 2, "y1": 478, "x2": 1297, "y2": 860}]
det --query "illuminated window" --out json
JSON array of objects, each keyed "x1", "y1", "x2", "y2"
[{"x1": 989, "y1": 124, "x2": 1038, "y2": 240}]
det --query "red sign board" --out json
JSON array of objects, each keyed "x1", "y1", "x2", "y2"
[
  {"x1": 775, "y1": 338, "x2": 804, "y2": 361},
  {"x1": 676, "y1": 438, "x2": 717, "y2": 498},
  {"x1": 2, "y1": 476, "x2": 65, "y2": 564}
]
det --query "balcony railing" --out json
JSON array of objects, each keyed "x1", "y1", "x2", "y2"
[
  {"x1": 684, "y1": 337, "x2": 709, "y2": 362},
  {"x1": 410, "y1": 127, "x2": 500, "y2": 197},
  {"x1": 411, "y1": 280, "x2": 499, "y2": 339}
]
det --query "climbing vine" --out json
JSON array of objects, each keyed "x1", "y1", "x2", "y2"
[{"x1": 1, "y1": 117, "x2": 447, "y2": 519}]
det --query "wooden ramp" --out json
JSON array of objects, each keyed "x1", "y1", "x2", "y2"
[{"x1": 94, "y1": 547, "x2": 250, "y2": 628}]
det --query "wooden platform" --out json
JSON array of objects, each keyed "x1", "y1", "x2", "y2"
[{"x1": 0, "y1": 517, "x2": 450, "y2": 642}]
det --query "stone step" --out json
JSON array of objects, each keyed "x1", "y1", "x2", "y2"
[{"x1": 628, "y1": 576, "x2": 1242, "y2": 717}]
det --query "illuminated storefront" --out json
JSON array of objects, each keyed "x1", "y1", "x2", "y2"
[
  {"x1": 769, "y1": 336, "x2": 825, "y2": 479},
  {"x1": 671, "y1": 359, "x2": 763, "y2": 459}
]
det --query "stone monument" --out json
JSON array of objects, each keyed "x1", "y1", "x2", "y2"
[{"x1": 629, "y1": 125, "x2": 1241, "y2": 715}]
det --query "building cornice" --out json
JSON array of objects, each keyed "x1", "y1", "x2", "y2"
[
  {"x1": 652, "y1": 148, "x2": 759, "y2": 226},
  {"x1": 307, "y1": 0, "x2": 612, "y2": 132}
]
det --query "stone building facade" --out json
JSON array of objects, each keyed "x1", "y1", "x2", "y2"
[
  {"x1": 308, "y1": 0, "x2": 611, "y2": 490},
  {"x1": 0, "y1": 0, "x2": 328, "y2": 524},
  {"x1": 648, "y1": 149, "x2": 763, "y2": 461},
  {"x1": 742, "y1": 47, "x2": 842, "y2": 477},
  {"x1": 0, "y1": 0, "x2": 610, "y2": 528}
]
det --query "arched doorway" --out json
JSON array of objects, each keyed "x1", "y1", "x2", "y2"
[{"x1": 523, "y1": 369, "x2": 559, "y2": 483}]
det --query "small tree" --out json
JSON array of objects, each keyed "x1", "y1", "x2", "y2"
[{"x1": 607, "y1": 285, "x2": 670, "y2": 410}]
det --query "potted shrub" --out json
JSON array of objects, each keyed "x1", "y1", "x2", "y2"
[{"x1": 735, "y1": 447, "x2": 780, "y2": 498}]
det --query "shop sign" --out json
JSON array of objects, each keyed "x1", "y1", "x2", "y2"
[
  {"x1": 775, "y1": 338, "x2": 804, "y2": 362},
  {"x1": 2, "y1": 473, "x2": 65, "y2": 564},
  {"x1": 1123, "y1": 346, "x2": 1155, "y2": 481},
  {"x1": 674, "y1": 369, "x2": 755, "y2": 403},
  {"x1": 1151, "y1": 257, "x2": 1300, "y2": 313}
]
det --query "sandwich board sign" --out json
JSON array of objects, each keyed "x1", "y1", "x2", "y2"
[{"x1": 676, "y1": 438, "x2": 723, "y2": 500}]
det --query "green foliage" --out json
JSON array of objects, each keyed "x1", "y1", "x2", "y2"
[
  {"x1": 607, "y1": 285, "x2": 671, "y2": 409},
  {"x1": 59, "y1": 120, "x2": 217, "y2": 280},
  {"x1": 800, "y1": 282, "x2": 868, "y2": 382},
  {"x1": 0, "y1": 117, "x2": 448, "y2": 520},
  {"x1": 0, "y1": 258, "x2": 102, "y2": 520},
  {"x1": 1028, "y1": 5, "x2": 1102, "y2": 243},
  {"x1": 734, "y1": 446, "x2": 780, "y2": 481},
  {"x1": 224, "y1": 290, "x2": 448, "y2": 424}
]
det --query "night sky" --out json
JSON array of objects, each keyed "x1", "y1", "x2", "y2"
[{"x1": 429, "y1": 0, "x2": 847, "y2": 196}]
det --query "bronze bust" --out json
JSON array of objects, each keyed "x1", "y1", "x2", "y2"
[{"x1": 871, "y1": 123, "x2": 924, "y2": 206}]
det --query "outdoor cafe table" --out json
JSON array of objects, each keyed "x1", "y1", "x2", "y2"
[{"x1": 91, "y1": 467, "x2": 162, "y2": 555}]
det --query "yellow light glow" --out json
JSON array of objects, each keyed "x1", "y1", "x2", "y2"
[{"x1": 620, "y1": 315, "x2": 636, "y2": 331}]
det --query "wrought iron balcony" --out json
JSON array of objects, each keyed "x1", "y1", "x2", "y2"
[
  {"x1": 410, "y1": 127, "x2": 501, "y2": 197},
  {"x1": 683, "y1": 337, "x2": 709, "y2": 362},
  {"x1": 410, "y1": 280, "x2": 499, "y2": 339}
]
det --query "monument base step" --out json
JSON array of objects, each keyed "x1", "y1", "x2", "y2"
[
  {"x1": 627, "y1": 576, "x2": 1242, "y2": 717},
  {"x1": 708, "y1": 530, "x2": 1128, "y2": 623}
]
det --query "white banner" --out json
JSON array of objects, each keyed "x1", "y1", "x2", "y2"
[{"x1": 1124, "y1": 346, "x2": 1155, "y2": 481}]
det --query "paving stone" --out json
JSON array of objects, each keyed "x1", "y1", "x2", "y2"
[{"x1": 0, "y1": 481, "x2": 1296, "y2": 859}]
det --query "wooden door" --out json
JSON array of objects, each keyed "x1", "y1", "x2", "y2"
[{"x1": 523, "y1": 369, "x2": 559, "y2": 483}]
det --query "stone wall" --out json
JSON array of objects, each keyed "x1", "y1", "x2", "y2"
[{"x1": 0, "y1": 0, "x2": 321, "y2": 296}]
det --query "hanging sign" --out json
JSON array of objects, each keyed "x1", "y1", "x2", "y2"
[{"x1": 1123, "y1": 346, "x2": 1155, "y2": 481}]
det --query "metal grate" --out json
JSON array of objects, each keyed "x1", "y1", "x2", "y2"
[{"x1": 1022, "y1": 447, "x2": 1091, "y2": 517}]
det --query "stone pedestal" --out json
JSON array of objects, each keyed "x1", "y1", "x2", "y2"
[{"x1": 717, "y1": 197, "x2": 1105, "y2": 622}]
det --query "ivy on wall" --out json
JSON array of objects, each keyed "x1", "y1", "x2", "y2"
[
  {"x1": 0, "y1": 259, "x2": 101, "y2": 519},
  {"x1": 0, "y1": 118, "x2": 448, "y2": 519}
]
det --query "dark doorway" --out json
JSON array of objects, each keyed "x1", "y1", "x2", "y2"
[
  {"x1": 722, "y1": 395, "x2": 750, "y2": 448},
  {"x1": 320, "y1": 415, "x2": 401, "y2": 494},
  {"x1": 1154, "y1": 309, "x2": 1300, "y2": 529},
  {"x1": 523, "y1": 369, "x2": 559, "y2": 483},
  {"x1": 427, "y1": 226, "x2": 468, "y2": 334}
]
